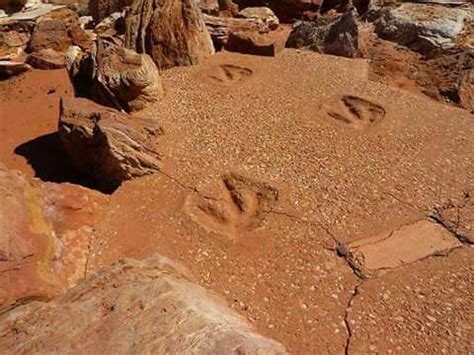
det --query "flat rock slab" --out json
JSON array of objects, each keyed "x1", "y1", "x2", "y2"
[
  {"x1": 0, "y1": 60, "x2": 30, "y2": 77},
  {"x1": 345, "y1": 220, "x2": 462, "y2": 277},
  {"x1": 0, "y1": 4, "x2": 63, "y2": 23}
]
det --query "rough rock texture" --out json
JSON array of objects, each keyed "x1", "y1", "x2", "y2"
[
  {"x1": 235, "y1": 0, "x2": 322, "y2": 22},
  {"x1": 27, "y1": 48, "x2": 65, "y2": 69},
  {"x1": 227, "y1": 31, "x2": 283, "y2": 56},
  {"x1": 93, "y1": 11, "x2": 124, "y2": 36},
  {"x1": 0, "y1": 19, "x2": 35, "y2": 59},
  {"x1": 58, "y1": 97, "x2": 163, "y2": 192},
  {"x1": 458, "y1": 69, "x2": 473, "y2": 113},
  {"x1": 124, "y1": 0, "x2": 215, "y2": 70},
  {"x1": 200, "y1": 0, "x2": 219, "y2": 14},
  {"x1": 27, "y1": 8, "x2": 92, "y2": 53},
  {"x1": 204, "y1": 13, "x2": 268, "y2": 48},
  {"x1": 88, "y1": 0, "x2": 132, "y2": 22},
  {"x1": 374, "y1": 3, "x2": 468, "y2": 53},
  {"x1": 287, "y1": 11, "x2": 359, "y2": 58},
  {"x1": 360, "y1": 25, "x2": 474, "y2": 110},
  {"x1": 66, "y1": 38, "x2": 163, "y2": 112},
  {"x1": 0, "y1": 163, "x2": 108, "y2": 312},
  {"x1": 238, "y1": 6, "x2": 279, "y2": 30},
  {"x1": 23, "y1": 7, "x2": 92, "y2": 68},
  {"x1": 0, "y1": 0, "x2": 27, "y2": 13},
  {"x1": 0, "y1": 256, "x2": 287, "y2": 354}
]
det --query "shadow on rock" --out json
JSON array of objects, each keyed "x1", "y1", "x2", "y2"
[{"x1": 14, "y1": 132, "x2": 110, "y2": 193}]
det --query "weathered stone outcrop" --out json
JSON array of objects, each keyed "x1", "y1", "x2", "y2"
[
  {"x1": 0, "y1": 3, "x2": 64, "y2": 59},
  {"x1": 235, "y1": 0, "x2": 322, "y2": 22},
  {"x1": 66, "y1": 37, "x2": 163, "y2": 112},
  {"x1": 373, "y1": 3, "x2": 468, "y2": 53},
  {"x1": 218, "y1": 0, "x2": 239, "y2": 16},
  {"x1": 25, "y1": 7, "x2": 92, "y2": 68},
  {"x1": 238, "y1": 6, "x2": 279, "y2": 30},
  {"x1": 58, "y1": 97, "x2": 162, "y2": 191},
  {"x1": 0, "y1": 20, "x2": 34, "y2": 59},
  {"x1": 286, "y1": 10, "x2": 360, "y2": 58},
  {"x1": 93, "y1": 11, "x2": 124, "y2": 36},
  {"x1": 27, "y1": 47, "x2": 66, "y2": 69},
  {"x1": 227, "y1": 31, "x2": 283, "y2": 56},
  {"x1": 199, "y1": 0, "x2": 219, "y2": 14},
  {"x1": 0, "y1": 163, "x2": 107, "y2": 312},
  {"x1": 124, "y1": 0, "x2": 215, "y2": 70},
  {"x1": 88, "y1": 0, "x2": 132, "y2": 22},
  {"x1": 0, "y1": 256, "x2": 287, "y2": 354},
  {"x1": 28, "y1": 8, "x2": 92, "y2": 51},
  {"x1": 204, "y1": 13, "x2": 268, "y2": 48}
]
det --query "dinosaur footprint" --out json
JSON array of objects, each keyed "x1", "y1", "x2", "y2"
[
  {"x1": 184, "y1": 173, "x2": 279, "y2": 237},
  {"x1": 204, "y1": 64, "x2": 253, "y2": 86},
  {"x1": 327, "y1": 95, "x2": 386, "y2": 130}
]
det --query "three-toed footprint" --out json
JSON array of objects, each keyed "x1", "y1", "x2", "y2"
[
  {"x1": 327, "y1": 95, "x2": 386, "y2": 130},
  {"x1": 184, "y1": 173, "x2": 278, "y2": 237}
]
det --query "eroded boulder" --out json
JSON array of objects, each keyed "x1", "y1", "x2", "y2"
[
  {"x1": 66, "y1": 37, "x2": 163, "y2": 112},
  {"x1": 28, "y1": 8, "x2": 92, "y2": 51},
  {"x1": 58, "y1": 97, "x2": 162, "y2": 191},
  {"x1": 93, "y1": 10, "x2": 124, "y2": 36},
  {"x1": 227, "y1": 30, "x2": 283, "y2": 56},
  {"x1": 0, "y1": 19, "x2": 35, "y2": 59},
  {"x1": 0, "y1": 164, "x2": 108, "y2": 312},
  {"x1": 89, "y1": 0, "x2": 132, "y2": 22},
  {"x1": 286, "y1": 10, "x2": 360, "y2": 58},
  {"x1": 374, "y1": 3, "x2": 468, "y2": 53},
  {"x1": 0, "y1": 256, "x2": 287, "y2": 354},
  {"x1": 204, "y1": 13, "x2": 268, "y2": 48},
  {"x1": 124, "y1": 0, "x2": 214, "y2": 70},
  {"x1": 238, "y1": 6, "x2": 279, "y2": 30},
  {"x1": 26, "y1": 7, "x2": 92, "y2": 68},
  {"x1": 27, "y1": 47, "x2": 66, "y2": 68}
]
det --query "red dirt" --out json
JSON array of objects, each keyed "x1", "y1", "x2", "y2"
[
  {"x1": 0, "y1": 69, "x2": 96, "y2": 187},
  {"x1": 0, "y1": 50, "x2": 472, "y2": 353}
]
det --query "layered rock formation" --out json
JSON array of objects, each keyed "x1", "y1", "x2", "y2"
[
  {"x1": 0, "y1": 163, "x2": 108, "y2": 312},
  {"x1": 0, "y1": 256, "x2": 287, "y2": 354},
  {"x1": 66, "y1": 37, "x2": 163, "y2": 112},
  {"x1": 0, "y1": 7, "x2": 91, "y2": 67},
  {"x1": 124, "y1": 0, "x2": 215, "y2": 70},
  {"x1": 0, "y1": 6, "x2": 87, "y2": 61},
  {"x1": 204, "y1": 12, "x2": 268, "y2": 48},
  {"x1": 58, "y1": 97, "x2": 162, "y2": 192}
]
